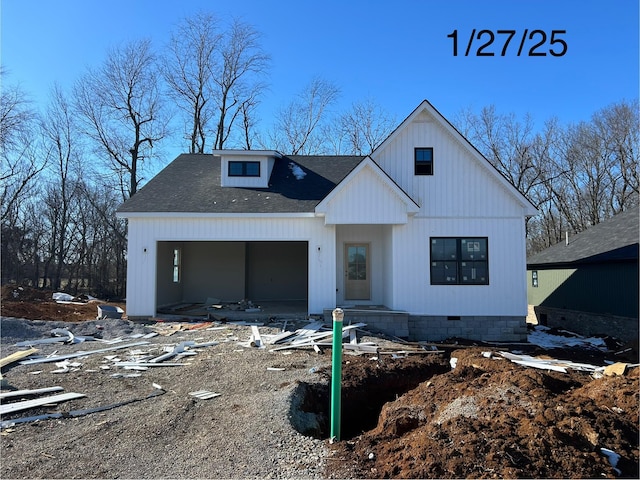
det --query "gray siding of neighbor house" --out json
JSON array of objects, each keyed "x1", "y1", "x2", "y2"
[{"x1": 528, "y1": 262, "x2": 639, "y2": 319}]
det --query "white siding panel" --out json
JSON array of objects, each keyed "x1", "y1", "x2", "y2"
[
  {"x1": 391, "y1": 217, "x2": 528, "y2": 316},
  {"x1": 322, "y1": 165, "x2": 410, "y2": 224},
  {"x1": 374, "y1": 116, "x2": 525, "y2": 219},
  {"x1": 125, "y1": 216, "x2": 336, "y2": 316}
]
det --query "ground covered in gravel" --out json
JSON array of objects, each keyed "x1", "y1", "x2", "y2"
[
  {"x1": 1, "y1": 285, "x2": 638, "y2": 479},
  {"x1": 1, "y1": 316, "x2": 334, "y2": 479}
]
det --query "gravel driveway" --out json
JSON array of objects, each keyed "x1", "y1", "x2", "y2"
[{"x1": 1, "y1": 317, "x2": 334, "y2": 479}]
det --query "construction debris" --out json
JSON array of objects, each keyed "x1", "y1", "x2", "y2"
[
  {"x1": 189, "y1": 390, "x2": 221, "y2": 400},
  {"x1": 0, "y1": 387, "x2": 165, "y2": 429},
  {"x1": 18, "y1": 341, "x2": 151, "y2": 365},
  {"x1": 96, "y1": 305, "x2": 124, "y2": 320},
  {"x1": 0, "y1": 391, "x2": 86, "y2": 415},
  {"x1": 0, "y1": 348, "x2": 39, "y2": 369},
  {"x1": 0, "y1": 386, "x2": 64, "y2": 399},
  {"x1": 148, "y1": 322, "x2": 216, "y2": 336}
]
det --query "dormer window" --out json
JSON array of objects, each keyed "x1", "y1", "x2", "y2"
[
  {"x1": 415, "y1": 147, "x2": 433, "y2": 175},
  {"x1": 215, "y1": 149, "x2": 281, "y2": 188},
  {"x1": 229, "y1": 161, "x2": 260, "y2": 177}
]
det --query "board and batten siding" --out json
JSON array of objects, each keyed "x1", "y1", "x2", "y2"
[
  {"x1": 318, "y1": 163, "x2": 415, "y2": 225},
  {"x1": 125, "y1": 216, "x2": 336, "y2": 317},
  {"x1": 373, "y1": 113, "x2": 529, "y2": 219},
  {"x1": 390, "y1": 216, "x2": 528, "y2": 315}
]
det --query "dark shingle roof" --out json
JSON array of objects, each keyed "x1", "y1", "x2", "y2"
[
  {"x1": 527, "y1": 206, "x2": 639, "y2": 267},
  {"x1": 117, "y1": 154, "x2": 364, "y2": 214}
]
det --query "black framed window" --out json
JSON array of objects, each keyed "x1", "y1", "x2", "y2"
[
  {"x1": 415, "y1": 147, "x2": 433, "y2": 175},
  {"x1": 430, "y1": 237, "x2": 488, "y2": 285},
  {"x1": 228, "y1": 161, "x2": 260, "y2": 177}
]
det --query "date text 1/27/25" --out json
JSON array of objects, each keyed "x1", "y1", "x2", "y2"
[{"x1": 447, "y1": 29, "x2": 567, "y2": 57}]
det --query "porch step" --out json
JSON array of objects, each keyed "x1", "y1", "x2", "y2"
[{"x1": 323, "y1": 307, "x2": 409, "y2": 339}]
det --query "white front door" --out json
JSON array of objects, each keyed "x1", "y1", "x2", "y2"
[{"x1": 344, "y1": 243, "x2": 370, "y2": 300}]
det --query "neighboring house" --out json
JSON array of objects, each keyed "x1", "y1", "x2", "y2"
[
  {"x1": 527, "y1": 206, "x2": 639, "y2": 342},
  {"x1": 117, "y1": 100, "x2": 538, "y2": 342}
]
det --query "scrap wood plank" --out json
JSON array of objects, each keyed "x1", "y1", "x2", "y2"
[
  {"x1": 290, "y1": 322, "x2": 365, "y2": 345},
  {"x1": 0, "y1": 348, "x2": 39, "y2": 368},
  {"x1": 0, "y1": 386, "x2": 64, "y2": 400},
  {"x1": 603, "y1": 362, "x2": 629, "y2": 376},
  {"x1": 291, "y1": 330, "x2": 335, "y2": 345},
  {"x1": 313, "y1": 342, "x2": 379, "y2": 354},
  {"x1": 0, "y1": 392, "x2": 86, "y2": 415}
]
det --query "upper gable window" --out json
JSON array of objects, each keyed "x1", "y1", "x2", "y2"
[
  {"x1": 229, "y1": 161, "x2": 260, "y2": 177},
  {"x1": 415, "y1": 147, "x2": 433, "y2": 175}
]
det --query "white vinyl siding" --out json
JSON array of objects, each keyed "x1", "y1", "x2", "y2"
[
  {"x1": 125, "y1": 216, "x2": 336, "y2": 317},
  {"x1": 389, "y1": 216, "x2": 527, "y2": 316},
  {"x1": 373, "y1": 112, "x2": 527, "y2": 219},
  {"x1": 316, "y1": 160, "x2": 418, "y2": 225}
]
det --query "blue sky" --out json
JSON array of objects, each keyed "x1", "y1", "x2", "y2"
[{"x1": 2, "y1": 0, "x2": 638, "y2": 159}]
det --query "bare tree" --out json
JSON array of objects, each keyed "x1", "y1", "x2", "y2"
[
  {"x1": 213, "y1": 18, "x2": 269, "y2": 150},
  {"x1": 74, "y1": 39, "x2": 169, "y2": 198},
  {"x1": 0, "y1": 70, "x2": 47, "y2": 284},
  {"x1": 270, "y1": 77, "x2": 340, "y2": 154},
  {"x1": 163, "y1": 12, "x2": 222, "y2": 154},
  {"x1": 591, "y1": 99, "x2": 639, "y2": 212},
  {"x1": 552, "y1": 101, "x2": 639, "y2": 232},
  {"x1": 39, "y1": 84, "x2": 83, "y2": 289},
  {"x1": 457, "y1": 100, "x2": 639, "y2": 255},
  {"x1": 163, "y1": 14, "x2": 269, "y2": 152},
  {"x1": 456, "y1": 105, "x2": 548, "y2": 197},
  {"x1": 238, "y1": 89, "x2": 261, "y2": 149},
  {"x1": 0, "y1": 70, "x2": 45, "y2": 223},
  {"x1": 338, "y1": 98, "x2": 396, "y2": 155}
]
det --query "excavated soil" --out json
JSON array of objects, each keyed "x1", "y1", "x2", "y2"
[
  {"x1": 324, "y1": 350, "x2": 639, "y2": 479},
  {"x1": 1, "y1": 285, "x2": 125, "y2": 322},
  {"x1": 1, "y1": 285, "x2": 639, "y2": 479}
]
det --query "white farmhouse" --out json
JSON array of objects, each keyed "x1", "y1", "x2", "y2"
[{"x1": 117, "y1": 100, "x2": 538, "y2": 341}]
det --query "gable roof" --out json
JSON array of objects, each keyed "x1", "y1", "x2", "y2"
[
  {"x1": 372, "y1": 99, "x2": 539, "y2": 216},
  {"x1": 315, "y1": 156, "x2": 420, "y2": 224},
  {"x1": 117, "y1": 154, "x2": 363, "y2": 215},
  {"x1": 527, "y1": 206, "x2": 640, "y2": 267}
]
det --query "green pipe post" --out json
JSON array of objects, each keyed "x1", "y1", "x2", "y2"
[{"x1": 330, "y1": 307, "x2": 344, "y2": 442}]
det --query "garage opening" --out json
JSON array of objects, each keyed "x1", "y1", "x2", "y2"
[{"x1": 156, "y1": 241, "x2": 308, "y2": 312}]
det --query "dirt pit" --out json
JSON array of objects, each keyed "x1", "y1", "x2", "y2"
[
  {"x1": 291, "y1": 354, "x2": 451, "y2": 440},
  {"x1": 311, "y1": 349, "x2": 639, "y2": 479}
]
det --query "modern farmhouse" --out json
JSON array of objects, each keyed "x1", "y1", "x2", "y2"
[{"x1": 117, "y1": 100, "x2": 538, "y2": 341}]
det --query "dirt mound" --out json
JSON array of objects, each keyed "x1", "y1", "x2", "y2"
[
  {"x1": 1, "y1": 285, "x2": 123, "y2": 322},
  {"x1": 326, "y1": 348, "x2": 639, "y2": 479}
]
